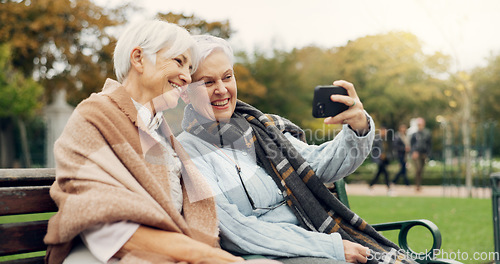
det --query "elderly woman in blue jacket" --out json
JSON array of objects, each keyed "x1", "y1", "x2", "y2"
[{"x1": 178, "y1": 35, "x2": 412, "y2": 264}]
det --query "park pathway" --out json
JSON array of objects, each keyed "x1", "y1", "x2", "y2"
[{"x1": 345, "y1": 183, "x2": 491, "y2": 199}]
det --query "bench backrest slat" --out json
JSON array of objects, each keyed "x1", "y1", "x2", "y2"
[
  {"x1": 0, "y1": 186, "x2": 57, "y2": 216},
  {"x1": 0, "y1": 168, "x2": 55, "y2": 187}
]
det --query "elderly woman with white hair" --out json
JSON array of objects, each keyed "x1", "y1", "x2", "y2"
[
  {"x1": 178, "y1": 36, "x2": 416, "y2": 264},
  {"x1": 43, "y1": 20, "x2": 249, "y2": 264}
]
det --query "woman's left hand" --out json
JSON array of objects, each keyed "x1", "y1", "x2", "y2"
[{"x1": 324, "y1": 80, "x2": 369, "y2": 135}]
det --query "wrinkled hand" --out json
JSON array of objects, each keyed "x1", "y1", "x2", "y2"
[
  {"x1": 343, "y1": 240, "x2": 370, "y2": 264},
  {"x1": 324, "y1": 80, "x2": 369, "y2": 135}
]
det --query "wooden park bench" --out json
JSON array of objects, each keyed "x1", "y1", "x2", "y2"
[
  {"x1": 0, "y1": 168, "x2": 459, "y2": 264},
  {"x1": 0, "y1": 168, "x2": 56, "y2": 264}
]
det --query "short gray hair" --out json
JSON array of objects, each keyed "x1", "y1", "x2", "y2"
[
  {"x1": 113, "y1": 20, "x2": 198, "y2": 83},
  {"x1": 192, "y1": 35, "x2": 234, "y2": 74}
]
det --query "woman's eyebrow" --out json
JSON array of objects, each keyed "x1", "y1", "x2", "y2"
[
  {"x1": 197, "y1": 75, "x2": 210, "y2": 80},
  {"x1": 194, "y1": 76, "x2": 211, "y2": 83},
  {"x1": 180, "y1": 54, "x2": 188, "y2": 64}
]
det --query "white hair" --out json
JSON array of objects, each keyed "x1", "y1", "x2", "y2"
[
  {"x1": 192, "y1": 35, "x2": 234, "y2": 73},
  {"x1": 113, "y1": 19, "x2": 198, "y2": 83}
]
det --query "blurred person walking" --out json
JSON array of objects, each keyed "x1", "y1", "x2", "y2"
[
  {"x1": 392, "y1": 124, "x2": 410, "y2": 186},
  {"x1": 410, "y1": 117, "x2": 432, "y2": 192},
  {"x1": 369, "y1": 127, "x2": 392, "y2": 195}
]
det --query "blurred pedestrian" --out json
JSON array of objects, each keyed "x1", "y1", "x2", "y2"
[
  {"x1": 410, "y1": 117, "x2": 432, "y2": 192},
  {"x1": 392, "y1": 124, "x2": 410, "y2": 186},
  {"x1": 369, "y1": 126, "x2": 392, "y2": 195}
]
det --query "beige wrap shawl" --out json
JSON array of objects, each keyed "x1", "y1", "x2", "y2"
[{"x1": 44, "y1": 79, "x2": 218, "y2": 263}]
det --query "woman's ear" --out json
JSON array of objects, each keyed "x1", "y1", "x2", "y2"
[{"x1": 130, "y1": 47, "x2": 145, "y2": 74}]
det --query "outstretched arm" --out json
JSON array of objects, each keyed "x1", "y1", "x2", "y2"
[{"x1": 285, "y1": 113, "x2": 374, "y2": 183}]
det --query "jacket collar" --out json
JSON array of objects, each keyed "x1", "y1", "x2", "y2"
[
  {"x1": 100, "y1": 78, "x2": 178, "y2": 153},
  {"x1": 101, "y1": 78, "x2": 149, "y2": 133}
]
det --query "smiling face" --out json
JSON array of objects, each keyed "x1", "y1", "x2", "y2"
[
  {"x1": 188, "y1": 50, "x2": 237, "y2": 121},
  {"x1": 141, "y1": 47, "x2": 192, "y2": 111}
]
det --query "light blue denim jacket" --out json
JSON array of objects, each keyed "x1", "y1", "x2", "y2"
[{"x1": 177, "y1": 117, "x2": 375, "y2": 261}]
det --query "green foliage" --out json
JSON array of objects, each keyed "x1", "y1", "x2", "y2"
[
  {"x1": 238, "y1": 32, "x2": 452, "y2": 141},
  {"x1": 471, "y1": 53, "x2": 500, "y2": 154},
  {"x1": 473, "y1": 54, "x2": 500, "y2": 120},
  {"x1": 334, "y1": 32, "x2": 450, "y2": 129},
  {"x1": 0, "y1": 44, "x2": 43, "y2": 119},
  {"x1": 157, "y1": 12, "x2": 233, "y2": 39},
  {"x1": 0, "y1": 1, "x2": 237, "y2": 106},
  {"x1": 233, "y1": 64, "x2": 267, "y2": 105},
  {"x1": 287, "y1": 46, "x2": 345, "y2": 134},
  {"x1": 0, "y1": 0, "x2": 130, "y2": 105},
  {"x1": 239, "y1": 49, "x2": 308, "y2": 127}
]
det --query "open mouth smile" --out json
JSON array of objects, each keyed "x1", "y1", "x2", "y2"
[
  {"x1": 170, "y1": 82, "x2": 182, "y2": 92},
  {"x1": 211, "y1": 98, "x2": 230, "y2": 107}
]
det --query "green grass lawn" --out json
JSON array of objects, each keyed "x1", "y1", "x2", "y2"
[{"x1": 349, "y1": 195, "x2": 495, "y2": 264}]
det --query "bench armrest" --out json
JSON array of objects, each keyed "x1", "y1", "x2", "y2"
[
  {"x1": 372, "y1": 219, "x2": 442, "y2": 262},
  {"x1": 372, "y1": 220, "x2": 462, "y2": 263}
]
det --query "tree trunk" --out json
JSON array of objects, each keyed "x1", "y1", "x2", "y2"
[
  {"x1": 0, "y1": 127, "x2": 6, "y2": 167},
  {"x1": 17, "y1": 118, "x2": 31, "y2": 168},
  {"x1": 0, "y1": 119, "x2": 16, "y2": 168},
  {"x1": 461, "y1": 81, "x2": 472, "y2": 198}
]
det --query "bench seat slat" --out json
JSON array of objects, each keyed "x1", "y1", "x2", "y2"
[
  {"x1": 0, "y1": 220, "x2": 48, "y2": 257},
  {"x1": 0, "y1": 169, "x2": 56, "y2": 262},
  {"x1": 0, "y1": 256, "x2": 45, "y2": 264}
]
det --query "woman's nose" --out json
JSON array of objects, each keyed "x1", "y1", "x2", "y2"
[
  {"x1": 180, "y1": 67, "x2": 192, "y2": 84},
  {"x1": 214, "y1": 80, "x2": 227, "y2": 94}
]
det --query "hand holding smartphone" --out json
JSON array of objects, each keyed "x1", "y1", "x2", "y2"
[{"x1": 312, "y1": 85, "x2": 349, "y2": 118}]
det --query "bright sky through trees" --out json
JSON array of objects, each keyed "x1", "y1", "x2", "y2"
[{"x1": 94, "y1": 0, "x2": 500, "y2": 71}]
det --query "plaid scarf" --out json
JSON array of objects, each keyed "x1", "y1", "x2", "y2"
[{"x1": 183, "y1": 101, "x2": 415, "y2": 264}]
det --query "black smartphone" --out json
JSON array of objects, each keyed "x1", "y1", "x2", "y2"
[{"x1": 312, "y1": 85, "x2": 349, "y2": 118}]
